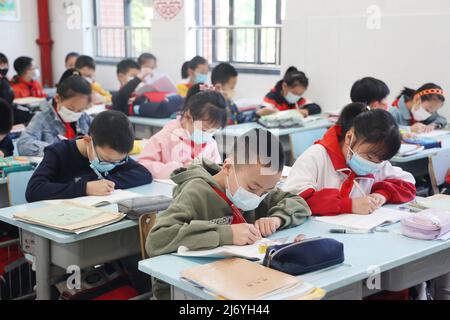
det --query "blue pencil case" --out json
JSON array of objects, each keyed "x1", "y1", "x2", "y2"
[{"x1": 262, "y1": 237, "x2": 345, "y2": 276}]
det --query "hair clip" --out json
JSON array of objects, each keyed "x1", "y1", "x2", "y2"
[
  {"x1": 199, "y1": 84, "x2": 215, "y2": 92},
  {"x1": 416, "y1": 88, "x2": 444, "y2": 97}
]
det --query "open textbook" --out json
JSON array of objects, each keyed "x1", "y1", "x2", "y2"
[
  {"x1": 13, "y1": 201, "x2": 125, "y2": 234},
  {"x1": 136, "y1": 73, "x2": 178, "y2": 95},
  {"x1": 181, "y1": 258, "x2": 326, "y2": 300},
  {"x1": 315, "y1": 207, "x2": 412, "y2": 232},
  {"x1": 44, "y1": 190, "x2": 143, "y2": 208},
  {"x1": 175, "y1": 238, "x2": 288, "y2": 261}
]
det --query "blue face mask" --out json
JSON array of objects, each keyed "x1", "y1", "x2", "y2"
[
  {"x1": 346, "y1": 138, "x2": 383, "y2": 176},
  {"x1": 226, "y1": 166, "x2": 268, "y2": 211},
  {"x1": 195, "y1": 73, "x2": 208, "y2": 84},
  {"x1": 191, "y1": 128, "x2": 215, "y2": 145},
  {"x1": 90, "y1": 142, "x2": 128, "y2": 176}
]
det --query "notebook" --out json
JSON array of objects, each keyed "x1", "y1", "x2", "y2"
[
  {"x1": 175, "y1": 238, "x2": 289, "y2": 261},
  {"x1": 13, "y1": 201, "x2": 125, "y2": 234},
  {"x1": 315, "y1": 207, "x2": 412, "y2": 232},
  {"x1": 13, "y1": 97, "x2": 47, "y2": 106},
  {"x1": 413, "y1": 195, "x2": 450, "y2": 211},
  {"x1": 416, "y1": 130, "x2": 450, "y2": 139},
  {"x1": 137, "y1": 73, "x2": 178, "y2": 94},
  {"x1": 180, "y1": 258, "x2": 325, "y2": 300},
  {"x1": 397, "y1": 144, "x2": 425, "y2": 157},
  {"x1": 44, "y1": 190, "x2": 143, "y2": 208}
]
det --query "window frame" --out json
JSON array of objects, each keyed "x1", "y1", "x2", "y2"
[{"x1": 194, "y1": 0, "x2": 283, "y2": 72}]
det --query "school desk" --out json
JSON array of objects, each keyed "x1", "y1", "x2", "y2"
[
  {"x1": 0, "y1": 181, "x2": 174, "y2": 300},
  {"x1": 128, "y1": 117, "x2": 172, "y2": 138},
  {"x1": 391, "y1": 134, "x2": 450, "y2": 191},
  {"x1": 139, "y1": 203, "x2": 450, "y2": 300},
  {"x1": 215, "y1": 117, "x2": 333, "y2": 164}
]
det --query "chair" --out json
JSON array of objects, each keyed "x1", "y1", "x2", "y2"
[
  {"x1": 7, "y1": 171, "x2": 34, "y2": 206},
  {"x1": 428, "y1": 148, "x2": 450, "y2": 195},
  {"x1": 289, "y1": 128, "x2": 328, "y2": 160},
  {"x1": 138, "y1": 213, "x2": 157, "y2": 260}
]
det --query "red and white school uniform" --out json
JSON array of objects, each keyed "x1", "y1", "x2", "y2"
[{"x1": 283, "y1": 125, "x2": 416, "y2": 216}]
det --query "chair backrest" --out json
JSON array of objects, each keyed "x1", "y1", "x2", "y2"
[
  {"x1": 139, "y1": 213, "x2": 157, "y2": 260},
  {"x1": 289, "y1": 128, "x2": 328, "y2": 160},
  {"x1": 429, "y1": 148, "x2": 450, "y2": 194},
  {"x1": 7, "y1": 171, "x2": 34, "y2": 206}
]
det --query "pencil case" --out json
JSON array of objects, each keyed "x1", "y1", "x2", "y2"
[
  {"x1": 401, "y1": 209, "x2": 450, "y2": 240},
  {"x1": 262, "y1": 237, "x2": 345, "y2": 276},
  {"x1": 118, "y1": 196, "x2": 172, "y2": 220}
]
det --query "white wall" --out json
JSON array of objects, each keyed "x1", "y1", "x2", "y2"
[
  {"x1": 0, "y1": 0, "x2": 39, "y2": 79},
  {"x1": 282, "y1": 0, "x2": 450, "y2": 119}
]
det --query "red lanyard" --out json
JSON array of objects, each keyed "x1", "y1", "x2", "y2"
[{"x1": 210, "y1": 184, "x2": 247, "y2": 225}]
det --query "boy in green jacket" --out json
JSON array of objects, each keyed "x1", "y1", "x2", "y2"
[{"x1": 146, "y1": 128, "x2": 311, "y2": 299}]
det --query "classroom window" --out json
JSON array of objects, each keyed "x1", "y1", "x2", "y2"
[
  {"x1": 93, "y1": 0, "x2": 153, "y2": 60},
  {"x1": 193, "y1": 0, "x2": 284, "y2": 68}
]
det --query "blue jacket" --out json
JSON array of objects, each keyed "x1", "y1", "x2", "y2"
[
  {"x1": 26, "y1": 140, "x2": 153, "y2": 202},
  {"x1": 389, "y1": 96, "x2": 448, "y2": 129},
  {"x1": 17, "y1": 102, "x2": 92, "y2": 156}
]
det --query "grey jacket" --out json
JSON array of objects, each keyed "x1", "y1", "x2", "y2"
[{"x1": 389, "y1": 96, "x2": 448, "y2": 130}]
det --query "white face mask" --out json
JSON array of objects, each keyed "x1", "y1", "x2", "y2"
[
  {"x1": 225, "y1": 166, "x2": 268, "y2": 211},
  {"x1": 411, "y1": 105, "x2": 432, "y2": 122},
  {"x1": 285, "y1": 91, "x2": 302, "y2": 104},
  {"x1": 58, "y1": 106, "x2": 83, "y2": 123},
  {"x1": 32, "y1": 68, "x2": 41, "y2": 81}
]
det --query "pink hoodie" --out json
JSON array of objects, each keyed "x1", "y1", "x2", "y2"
[{"x1": 138, "y1": 118, "x2": 222, "y2": 179}]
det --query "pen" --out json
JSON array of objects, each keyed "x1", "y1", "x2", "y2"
[
  {"x1": 353, "y1": 180, "x2": 367, "y2": 197},
  {"x1": 330, "y1": 229, "x2": 373, "y2": 234}
]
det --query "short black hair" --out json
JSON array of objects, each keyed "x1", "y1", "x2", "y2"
[
  {"x1": 181, "y1": 56, "x2": 208, "y2": 79},
  {"x1": 89, "y1": 110, "x2": 135, "y2": 154},
  {"x1": 117, "y1": 59, "x2": 140, "y2": 75},
  {"x1": 75, "y1": 55, "x2": 96, "y2": 70},
  {"x1": 283, "y1": 66, "x2": 309, "y2": 88},
  {"x1": 337, "y1": 103, "x2": 371, "y2": 136},
  {"x1": 230, "y1": 128, "x2": 285, "y2": 173},
  {"x1": 0, "y1": 53, "x2": 8, "y2": 65},
  {"x1": 0, "y1": 98, "x2": 13, "y2": 135},
  {"x1": 182, "y1": 89, "x2": 228, "y2": 128},
  {"x1": 211, "y1": 63, "x2": 238, "y2": 86},
  {"x1": 65, "y1": 52, "x2": 80, "y2": 63},
  {"x1": 350, "y1": 77, "x2": 390, "y2": 105},
  {"x1": 138, "y1": 53, "x2": 157, "y2": 66},
  {"x1": 57, "y1": 75, "x2": 92, "y2": 101},
  {"x1": 349, "y1": 109, "x2": 401, "y2": 161},
  {"x1": 14, "y1": 56, "x2": 33, "y2": 75}
]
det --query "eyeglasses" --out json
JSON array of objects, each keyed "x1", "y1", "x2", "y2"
[{"x1": 92, "y1": 141, "x2": 129, "y2": 166}]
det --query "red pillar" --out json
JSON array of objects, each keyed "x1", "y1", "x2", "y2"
[{"x1": 36, "y1": 0, "x2": 54, "y2": 88}]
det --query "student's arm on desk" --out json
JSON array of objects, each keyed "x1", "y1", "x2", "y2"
[
  {"x1": 255, "y1": 190, "x2": 311, "y2": 230},
  {"x1": 146, "y1": 185, "x2": 233, "y2": 257},
  {"x1": 371, "y1": 162, "x2": 416, "y2": 204},
  {"x1": 26, "y1": 148, "x2": 87, "y2": 202},
  {"x1": 106, "y1": 159, "x2": 153, "y2": 190},
  {"x1": 112, "y1": 77, "x2": 141, "y2": 115}
]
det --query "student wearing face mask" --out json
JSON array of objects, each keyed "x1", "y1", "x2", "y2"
[
  {"x1": 10, "y1": 56, "x2": 47, "y2": 99},
  {"x1": 211, "y1": 63, "x2": 257, "y2": 125},
  {"x1": 17, "y1": 76, "x2": 92, "y2": 156},
  {"x1": 262, "y1": 67, "x2": 321, "y2": 117},
  {"x1": 177, "y1": 56, "x2": 209, "y2": 97},
  {"x1": 113, "y1": 59, "x2": 183, "y2": 117},
  {"x1": 75, "y1": 55, "x2": 112, "y2": 105},
  {"x1": 146, "y1": 128, "x2": 311, "y2": 300},
  {"x1": 25, "y1": 110, "x2": 152, "y2": 203},
  {"x1": 283, "y1": 103, "x2": 416, "y2": 216},
  {"x1": 139, "y1": 89, "x2": 226, "y2": 179},
  {"x1": 390, "y1": 84, "x2": 447, "y2": 133}
]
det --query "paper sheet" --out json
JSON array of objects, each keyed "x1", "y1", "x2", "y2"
[
  {"x1": 315, "y1": 207, "x2": 412, "y2": 231},
  {"x1": 417, "y1": 195, "x2": 450, "y2": 211},
  {"x1": 416, "y1": 130, "x2": 450, "y2": 139},
  {"x1": 45, "y1": 190, "x2": 143, "y2": 207}
]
